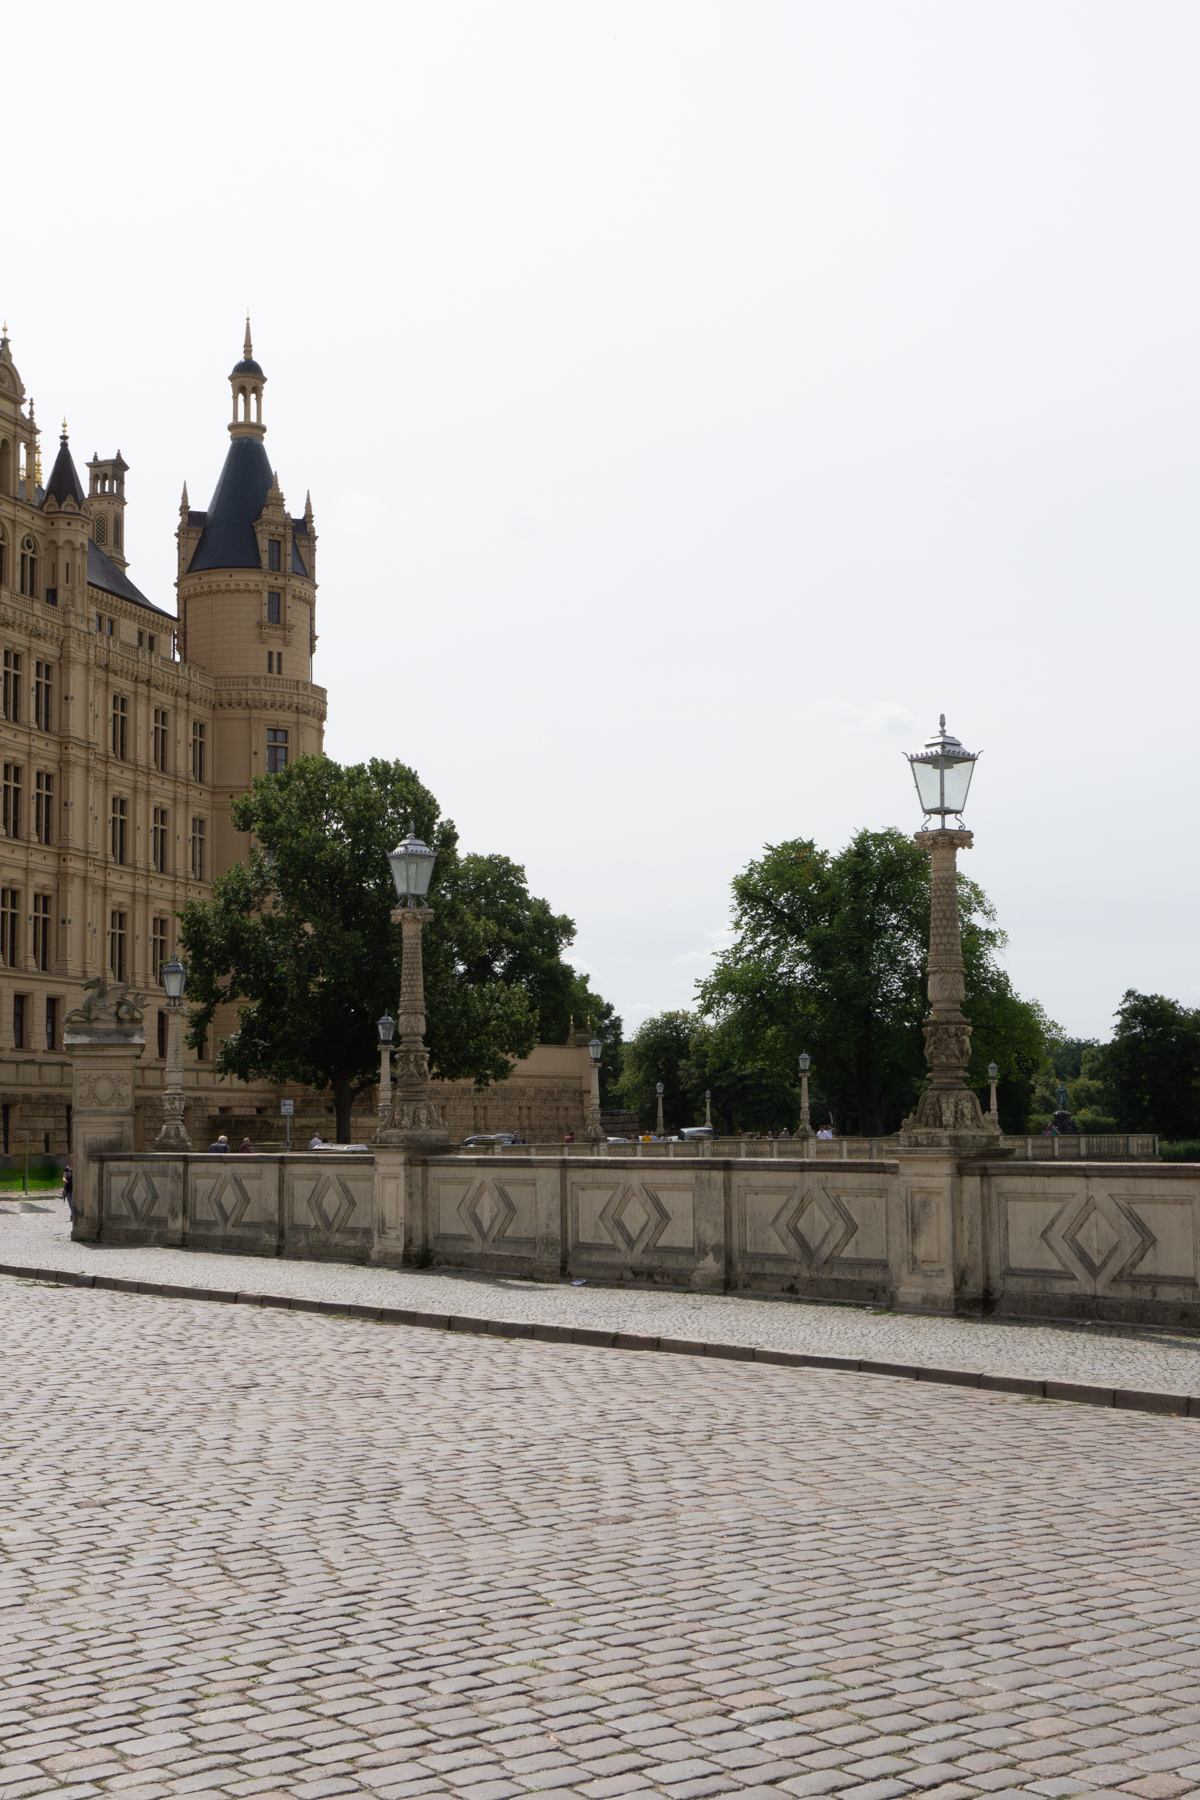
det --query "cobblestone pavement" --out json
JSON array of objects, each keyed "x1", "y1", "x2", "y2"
[
  {"x1": 3, "y1": 1277, "x2": 1200, "y2": 1800},
  {"x1": 3, "y1": 1201, "x2": 1200, "y2": 1395}
]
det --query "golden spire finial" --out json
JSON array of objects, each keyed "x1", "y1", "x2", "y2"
[
  {"x1": 61, "y1": 417, "x2": 68, "y2": 439},
  {"x1": 244, "y1": 313, "x2": 253, "y2": 359}
]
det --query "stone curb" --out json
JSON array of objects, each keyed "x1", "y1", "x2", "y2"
[{"x1": 3, "y1": 1260, "x2": 1199, "y2": 1419}]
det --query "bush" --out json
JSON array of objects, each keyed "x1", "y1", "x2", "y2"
[{"x1": 1159, "y1": 1141, "x2": 1200, "y2": 1162}]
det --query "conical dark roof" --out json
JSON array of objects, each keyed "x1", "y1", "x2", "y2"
[
  {"x1": 187, "y1": 436, "x2": 274, "y2": 571},
  {"x1": 43, "y1": 434, "x2": 85, "y2": 508}
]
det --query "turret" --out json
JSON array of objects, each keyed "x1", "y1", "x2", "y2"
[{"x1": 85, "y1": 449, "x2": 129, "y2": 569}]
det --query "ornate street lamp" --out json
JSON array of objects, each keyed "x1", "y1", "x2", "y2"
[
  {"x1": 375, "y1": 833, "x2": 450, "y2": 1149},
  {"x1": 797, "y1": 1052, "x2": 812, "y2": 1137},
  {"x1": 655, "y1": 1080, "x2": 665, "y2": 1139},
  {"x1": 155, "y1": 956, "x2": 192, "y2": 1149},
  {"x1": 704, "y1": 1088, "x2": 712, "y2": 1129},
  {"x1": 902, "y1": 717, "x2": 991, "y2": 1136},
  {"x1": 585, "y1": 1036, "x2": 605, "y2": 1143},
  {"x1": 987, "y1": 1060, "x2": 1000, "y2": 1127},
  {"x1": 377, "y1": 1011, "x2": 395, "y2": 1120}
]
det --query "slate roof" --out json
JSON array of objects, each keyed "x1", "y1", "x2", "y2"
[
  {"x1": 87, "y1": 540, "x2": 174, "y2": 618},
  {"x1": 231, "y1": 356, "x2": 265, "y2": 377},
  {"x1": 42, "y1": 437, "x2": 86, "y2": 508},
  {"x1": 187, "y1": 436, "x2": 275, "y2": 572}
]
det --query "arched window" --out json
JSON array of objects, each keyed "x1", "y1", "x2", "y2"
[
  {"x1": 254, "y1": 388, "x2": 261, "y2": 423},
  {"x1": 113, "y1": 516, "x2": 121, "y2": 549},
  {"x1": 0, "y1": 526, "x2": 6, "y2": 588},
  {"x1": 19, "y1": 536, "x2": 37, "y2": 598},
  {"x1": 94, "y1": 515, "x2": 107, "y2": 546},
  {"x1": 0, "y1": 440, "x2": 10, "y2": 496}
]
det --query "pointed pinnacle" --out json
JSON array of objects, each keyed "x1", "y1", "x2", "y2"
[{"x1": 244, "y1": 313, "x2": 253, "y2": 359}]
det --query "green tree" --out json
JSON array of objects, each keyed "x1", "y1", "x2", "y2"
[
  {"x1": 179, "y1": 755, "x2": 603, "y2": 1141},
  {"x1": 1093, "y1": 991, "x2": 1200, "y2": 1139},
  {"x1": 616, "y1": 1011, "x2": 699, "y2": 1131},
  {"x1": 697, "y1": 828, "x2": 1054, "y2": 1136}
]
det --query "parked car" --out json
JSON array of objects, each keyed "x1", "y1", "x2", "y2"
[{"x1": 460, "y1": 1133, "x2": 518, "y2": 1148}]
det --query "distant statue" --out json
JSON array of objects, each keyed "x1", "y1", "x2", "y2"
[
  {"x1": 65, "y1": 976, "x2": 146, "y2": 1027},
  {"x1": 1054, "y1": 1082, "x2": 1069, "y2": 1111}
]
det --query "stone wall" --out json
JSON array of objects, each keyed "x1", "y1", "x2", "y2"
[{"x1": 94, "y1": 1146, "x2": 1200, "y2": 1331}]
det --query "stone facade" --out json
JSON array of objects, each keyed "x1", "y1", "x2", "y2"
[{"x1": 1, "y1": 323, "x2": 593, "y2": 1152}]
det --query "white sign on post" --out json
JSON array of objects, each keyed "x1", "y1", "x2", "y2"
[{"x1": 280, "y1": 1100, "x2": 295, "y2": 1116}]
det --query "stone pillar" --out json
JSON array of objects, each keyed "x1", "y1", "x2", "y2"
[
  {"x1": 64, "y1": 985, "x2": 146, "y2": 1243},
  {"x1": 906, "y1": 829, "x2": 988, "y2": 1134},
  {"x1": 374, "y1": 906, "x2": 450, "y2": 1152}
]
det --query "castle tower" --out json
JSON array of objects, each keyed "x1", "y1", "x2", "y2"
[
  {"x1": 85, "y1": 450, "x2": 129, "y2": 569},
  {"x1": 175, "y1": 323, "x2": 325, "y2": 880}
]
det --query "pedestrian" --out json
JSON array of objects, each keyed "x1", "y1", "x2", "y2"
[
  {"x1": 563, "y1": 1130, "x2": 575, "y2": 1144},
  {"x1": 816, "y1": 1125, "x2": 833, "y2": 1141},
  {"x1": 236, "y1": 1137, "x2": 254, "y2": 1154},
  {"x1": 309, "y1": 1132, "x2": 326, "y2": 1149},
  {"x1": 779, "y1": 1126, "x2": 791, "y2": 1140},
  {"x1": 207, "y1": 1133, "x2": 230, "y2": 1152},
  {"x1": 62, "y1": 1158, "x2": 73, "y2": 1219}
]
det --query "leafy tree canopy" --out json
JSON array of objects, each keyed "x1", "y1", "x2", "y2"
[
  {"x1": 1092, "y1": 991, "x2": 1200, "y2": 1140},
  {"x1": 179, "y1": 755, "x2": 618, "y2": 1140},
  {"x1": 696, "y1": 828, "x2": 1055, "y2": 1136}
]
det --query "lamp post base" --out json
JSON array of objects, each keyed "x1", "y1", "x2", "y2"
[
  {"x1": 155, "y1": 1117, "x2": 192, "y2": 1150},
  {"x1": 373, "y1": 1095, "x2": 450, "y2": 1152}
]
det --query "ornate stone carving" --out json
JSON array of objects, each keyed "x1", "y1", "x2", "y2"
[
  {"x1": 76, "y1": 1072, "x2": 131, "y2": 1110},
  {"x1": 901, "y1": 828, "x2": 995, "y2": 1142},
  {"x1": 65, "y1": 977, "x2": 145, "y2": 1026},
  {"x1": 375, "y1": 905, "x2": 450, "y2": 1150}
]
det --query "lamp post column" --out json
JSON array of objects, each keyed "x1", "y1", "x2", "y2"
[
  {"x1": 655, "y1": 1081, "x2": 665, "y2": 1138},
  {"x1": 379, "y1": 1043, "x2": 392, "y2": 1121},
  {"x1": 704, "y1": 1089, "x2": 712, "y2": 1129},
  {"x1": 585, "y1": 1039, "x2": 605, "y2": 1144},
  {"x1": 987, "y1": 1061, "x2": 999, "y2": 1130},
  {"x1": 155, "y1": 998, "x2": 191, "y2": 1150},
  {"x1": 907, "y1": 829, "x2": 987, "y2": 1133},
  {"x1": 797, "y1": 1055, "x2": 812, "y2": 1137},
  {"x1": 375, "y1": 907, "x2": 449, "y2": 1150}
]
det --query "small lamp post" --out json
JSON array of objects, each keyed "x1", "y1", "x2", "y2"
[
  {"x1": 375, "y1": 832, "x2": 450, "y2": 1149},
  {"x1": 902, "y1": 716, "x2": 990, "y2": 1135},
  {"x1": 987, "y1": 1060, "x2": 1000, "y2": 1128},
  {"x1": 585, "y1": 1036, "x2": 605, "y2": 1143},
  {"x1": 155, "y1": 956, "x2": 192, "y2": 1149},
  {"x1": 655, "y1": 1080, "x2": 665, "y2": 1139},
  {"x1": 797, "y1": 1053, "x2": 812, "y2": 1137},
  {"x1": 704, "y1": 1088, "x2": 712, "y2": 1129},
  {"x1": 377, "y1": 1011, "x2": 395, "y2": 1119}
]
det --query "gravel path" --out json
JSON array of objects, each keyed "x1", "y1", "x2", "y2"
[{"x1": 3, "y1": 1200, "x2": 1200, "y2": 1397}]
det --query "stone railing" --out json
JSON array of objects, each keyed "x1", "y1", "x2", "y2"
[{"x1": 458, "y1": 1132, "x2": 1158, "y2": 1162}]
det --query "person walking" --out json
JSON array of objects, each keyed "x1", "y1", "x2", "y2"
[
  {"x1": 236, "y1": 1137, "x2": 255, "y2": 1154},
  {"x1": 62, "y1": 1158, "x2": 73, "y2": 1220},
  {"x1": 308, "y1": 1132, "x2": 326, "y2": 1149},
  {"x1": 207, "y1": 1133, "x2": 230, "y2": 1152}
]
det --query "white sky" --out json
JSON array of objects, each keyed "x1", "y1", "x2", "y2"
[{"x1": 6, "y1": 2, "x2": 1199, "y2": 1042}]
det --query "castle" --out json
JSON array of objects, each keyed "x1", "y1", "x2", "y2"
[{"x1": 0, "y1": 325, "x2": 592, "y2": 1151}]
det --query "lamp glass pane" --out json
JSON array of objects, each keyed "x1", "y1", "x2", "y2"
[
  {"x1": 388, "y1": 836, "x2": 437, "y2": 900},
  {"x1": 910, "y1": 759, "x2": 944, "y2": 811},
  {"x1": 162, "y1": 958, "x2": 186, "y2": 1000},
  {"x1": 940, "y1": 756, "x2": 975, "y2": 812},
  {"x1": 588, "y1": 1038, "x2": 602, "y2": 1063}
]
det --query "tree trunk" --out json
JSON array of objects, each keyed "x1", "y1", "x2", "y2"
[{"x1": 334, "y1": 1076, "x2": 353, "y2": 1145}]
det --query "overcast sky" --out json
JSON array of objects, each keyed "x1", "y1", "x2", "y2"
[{"x1": 6, "y1": 2, "x2": 1198, "y2": 1043}]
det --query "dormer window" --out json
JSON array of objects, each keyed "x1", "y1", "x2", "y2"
[{"x1": 267, "y1": 539, "x2": 281, "y2": 571}]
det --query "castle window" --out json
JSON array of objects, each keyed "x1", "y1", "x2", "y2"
[
  {"x1": 33, "y1": 662, "x2": 52, "y2": 732},
  {"x1": 3, "y1": 650, "x2": 20, "y2": 722},
  {"x1": 0, "y1": 528, "x2": 6, "y2": 587},
  {"x1": 19, "y1": 539, "x2": 37, "y2": 598},
  {"x1": 107, "y1": 617, "x2": 114, "y2": 636},
  {"x1": 157, "y1": 1010, "x2": 166, "y2": 1058},
  {"x1": 111, "y1": 693, "x2": 128, "y2": 760},
  {"x1": 46, "y1": 996, "x2": 58, "y2": 1052},
  {"x1": 152, "y1": 807, "x2": 168, "y2": 873},
  {"x1": 190, "y1": 816, "x2": 206, "y2": 881},
  {"x1": 33, "y1": 773, "x2": 53, "y2": 846},
  {"x1": 147, "y1": 633, "x2": 156, "y2": 654},
  {"x1": 95, "y1": 614, "x2": 103, "y2": 633},
  {"x1": 266, "y1": 728, "x2": 288, "y2": 774},
  {"x1": 2, "y1": 765, "x2": 21, "y2": 839},
  {"x1": 110, "y1": 796, "x2": 128, "y2": 864},
  {"x1": 94, "y1": 515, "x2": 107, "y2": 546},
  {"x1": 109, "y1": 911, "x2": 127, "y2": 983},
  {"x1": 0, "y1": 891, "x2": 18, "y2": 967},
  {"x1": 153, "y1": 708, "x2": 169, "y2": 771},
  {"x1": 267, "y1": 539, "x2": 281, "y2": 571},
  {"x1": 267, "y1": 651, "x2": 284, "y2": 676},
  {"x1": 267, "y1": 591, "x2": 281, "y2": 624},
  {"x1": 12, "y1": 994, "x2": 24, "y2": 1049},
  {"x1": 32, "y1": 895, "x2": 51, "y2": 972},
  {"x1": 151, "y1": 918, "x2": 168, "y2": 983},
  {"x1": 0, "y1": 442, "x2": 10, "y2": 495},
  {"x1": 191, "y1": 720, "x2": 206, "y2": 782}
]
